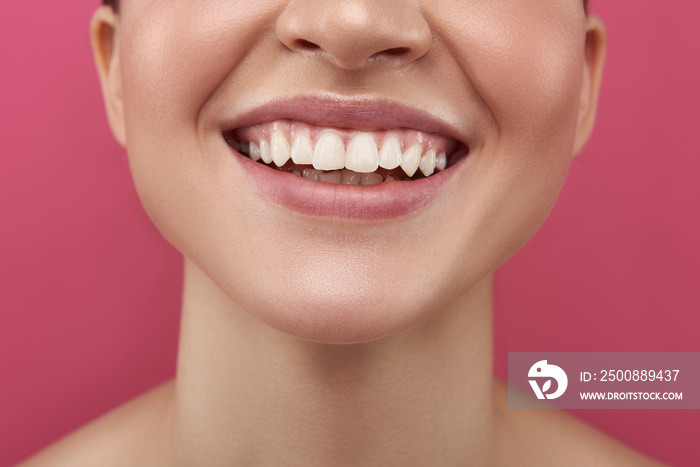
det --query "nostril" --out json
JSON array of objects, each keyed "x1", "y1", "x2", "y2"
[
  {"x1": 367, "y1": 47, "x2": 413, "y2": 62},
  {"x1": 382, "y1": 47, "x2": 411, "y2": 56},
  {"x1": 294, "y1": 39, "x2": 321, "y2": 51}
]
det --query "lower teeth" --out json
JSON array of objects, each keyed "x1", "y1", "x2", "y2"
[
  {"x1": 241, "y1": 152, "x2": 414, "y2": 185},
  {"x1": 292, "y1": 167, "x2": 395, "y2": 185}
]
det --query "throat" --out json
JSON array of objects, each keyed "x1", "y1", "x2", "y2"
[{"x1": 170, "y1": 260, "x2": 498, "y2": 466}]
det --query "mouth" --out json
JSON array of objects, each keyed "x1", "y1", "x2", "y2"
[
  {"x1": 221, "y1": 97, "x2": 471, "y2": 220},
  {"x1": 224, "y1": 121, "x2": 466, "y2": 185}
]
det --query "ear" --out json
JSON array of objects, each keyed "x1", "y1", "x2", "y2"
[
  {"x1": 90, "y1": 6, "x2": 126, "y2": 146},
  {"x1": 572, "y1": 13, "x2": 607, "y2": 155}
]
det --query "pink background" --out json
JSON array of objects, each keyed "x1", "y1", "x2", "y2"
[{"x1": 1, "y1": 0, "x2": 698, "y2": 465}]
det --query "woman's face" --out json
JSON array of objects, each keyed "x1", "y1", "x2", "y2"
[{"x1": 95, "y1": 0, "x2": 602, "y2": 343}]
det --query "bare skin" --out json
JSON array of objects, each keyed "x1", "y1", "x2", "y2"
[
  {"x1": 16, "y1": 0, "x2": 668, "y2": 465},
  {"x1": 17, "y1": 381, "x2": 667, "y2": 466},
  {"x1": 18, "y1": 270, "x2": 665, "y2": 466},
  {"x1": 18, "y1": 382, "x2": 667, "y2": 466}
]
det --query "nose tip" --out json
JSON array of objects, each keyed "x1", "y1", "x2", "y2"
[{"x1": 275, "y1": 0, "x2": 432, "y2": 70}]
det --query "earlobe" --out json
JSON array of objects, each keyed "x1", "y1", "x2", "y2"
[
  {"x1": 573, "y1": 14, "x2": 607, "y2": 155},
  {"x1": 90, "y1": 6, "x2": 126, "y2": 147}
]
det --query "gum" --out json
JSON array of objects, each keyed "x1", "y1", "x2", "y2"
[{"x1": 232, "y1": 119, "x2": 459, "y2": 156}]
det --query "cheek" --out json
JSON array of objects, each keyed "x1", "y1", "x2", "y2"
[
  {"x1": 432, "y1": 1, "x2": 587, "y2": 266},
  {"x1": 119, "y1": 1, "x2": 279, "y2": 119},
  {"x1": 116, "y1": 2, "x2": 280, "y2": 244},
  {"x1": 437, "y1": 0, "x2": 586, "y2": 149},
  {"x1": 118, "y1": 3, "x2": 273, "y2": 158}
]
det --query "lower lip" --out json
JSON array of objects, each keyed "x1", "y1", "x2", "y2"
[{"x1": 229, "y1": 145, "x2": 464, "y2": 221}]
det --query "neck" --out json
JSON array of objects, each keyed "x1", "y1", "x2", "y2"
[{"x1": 165, "y1": 257, "x2": 498, "y2": 466}]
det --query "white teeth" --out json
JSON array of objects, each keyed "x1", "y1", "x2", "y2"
[
  {"x1": 271, "y1": 130, "x2": 291, "y2": 167},
  {"x1": 345, "y1": 132, "x2": 379, "y2": 173},
  {"x1": 319, "y1": 170, "x2": 342, "y2": 183},
  {"x1": 302, "y1": 167, "x2": 322, "y2": 181},
  {"x1": 247, "y1": 131, "x2": 450, "y2": 182},
  {"x1": 378, "y1": 134, "x2": 402, "y2": 170},
  {"x1": 400, "y1": 142, "x2": 422, "y2": 177},
  {"x1": 249, "y1": 142, "x2": 261, "y2": 162},
  {"x1": 360, "y1": 172, "x2": 383, "y2": 185},
  {"x1": 291, "y1": 130, "x2": 314, "y2": 165},
  {"x1": 435, "y1": 152, "x2": 447, "y2": 171},
  {"x1": 260, "y1": 139, "x2": 272, "y2": 164},
  {"x1": 419, "y1": 149, "x2": 436, "y2": 177},
  {"x1": 313, "y1": 131, "x2": 346, "y2": 171},
  {"x1": 341, "y1": 169, "x2": 362, "y2": 185}
]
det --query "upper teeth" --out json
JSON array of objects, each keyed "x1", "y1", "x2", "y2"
[
  {"x1": 313, "y1": 131, "x2": 346, "y2": 171},
  {"x1": 246, "y1": 130, "x2": 448, "y2": 179},
  {"x1": 344, "y1": 132, "x2": 379, "y2": 173},
  {"x1": 271, "y1": 129, "x2": 291, "y2": 167},
  {"x1": 291, "y1": 128, "x2": 314, "y2": 165}
]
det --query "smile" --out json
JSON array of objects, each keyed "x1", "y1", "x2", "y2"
[
  {"x1": 225, "y1": 120, "x2": 460, "y2": 184},
  {"x1": 222, "y1": 97, "x2": 471, "y2": 220}
]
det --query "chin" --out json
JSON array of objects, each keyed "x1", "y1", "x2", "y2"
[{"x1": 237, "y1": 277, "x2": 437, "y2": 344}]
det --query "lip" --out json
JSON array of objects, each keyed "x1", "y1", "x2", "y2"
[
  {"x1": 222, "y1": 95, "x2": 470, "y2": 221},
  {"x1": 221, "y1": 95, "x2": 471, "y2": 147}
]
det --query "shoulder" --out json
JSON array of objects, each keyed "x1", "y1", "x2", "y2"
[
  {"x1": 16, "y1": 380, "x2": 175, "y2": 467},
  {"x1": 493, "y1": 377, "x2": 668, "y2": 467}
]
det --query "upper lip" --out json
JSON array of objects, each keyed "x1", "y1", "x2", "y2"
[{"x1": 221, "y1": 94, "x2": 471, "y2": 150}]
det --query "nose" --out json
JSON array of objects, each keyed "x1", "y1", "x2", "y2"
[{"x1": 275, "y1": 0, "x2": 432, "y2": 70}]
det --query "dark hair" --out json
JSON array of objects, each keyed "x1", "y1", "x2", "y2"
[{"x1": 103, "y1": 0, "x2": 589, "y2": 14}]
